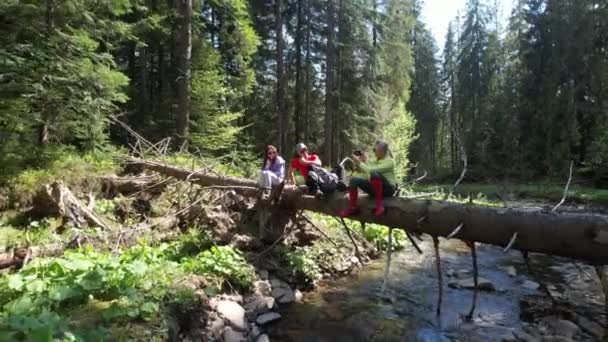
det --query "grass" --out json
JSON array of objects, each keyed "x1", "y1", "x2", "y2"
[
  {"x1": 410, "y1": 182, "x2": 608, "y2": 206},
  {"x1": 4, "y1": 146, "x2": 121, "y2": 208}
]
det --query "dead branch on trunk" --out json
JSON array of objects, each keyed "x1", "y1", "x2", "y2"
[
  {"x1": 503, "y1": 232, "x2": 518, "y2": 253},
  {"x1": 433, "y1": 236, "x2": 443, "y2": 317},
  {"x1": 552, "y1": 160, "x2": 574, "y2": 212},
  {"x1": 465, "y1": 241, "x2": 478, "y2": 321},
  {"x1": 339, "y1": 218, "x2": 363, "y2": 264},
  {"x1": 381, "y1": 227, "x2": 394, "y2": 293},
  {"x1": 405, "y1": 231, "x2": 423, "y2": 254}
]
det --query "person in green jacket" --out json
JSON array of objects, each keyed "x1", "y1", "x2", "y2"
[{"x1": 340, "y1": 140, "x2": 396, "y2": 217}]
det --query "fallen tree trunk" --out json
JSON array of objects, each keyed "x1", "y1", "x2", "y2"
[{"x1": 130, "y1": 158, "x2": 608, "y2": 264}]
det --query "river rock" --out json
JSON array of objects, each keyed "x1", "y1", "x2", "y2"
[
  {"x1": 541, "y1": 317, "x2": 580, "y2": 338},
  {"x1": 256, "y1": 334, "x2": 270, "y2": 342},
  {"x1": 573, "y1": 315, "x2": 603, "y2": 338},
  {"x1": 244, "y1": 296, "x2": 275, "y2": 315},
  {"x1": 257, "y1": 269, "x2": 269, "y2": 280},
  {"x1": 522, "y1": 280, "x2": 540, "y2": 291},
  {"x1": 256, "y1": 312, "x2": 282, "y2": 325},
  {"x1": 222, "y1": 326, "x2": 246, "y2": 342},
  {"x1": 271, "y1": 287, "x2": 295, "y2": 304},
  {"x1": 254, "y1": 280, "x2": 272, "y2": 296},
  {"x1": 220, "y1": 294, "x2": 244, "y2": 304},
  {"x1": 504, "y1": 265, "x2": 517, "y2": 277},
  {"x1": 454, "y1": 269, "x2": 472, "y2": 279},
  {"x1": 270, "y1": 278, "x2": 288, "y2": 289},
  {"x1": 207, "y1": 313, "x2": 225, "y2": 340},
  {"x1": 512, "y1": 329, "x2": 541, "y2": 342},
  {"x1": 448, "y1": 277, "x2": 495, "y2": 291},
  {"x1": 294, "y1": 289, "x2": 303, "y2": 302},
  {"x1": 216, "y1": 300, "x2": 247, "y2": 331},
  {"x1": 541, "y1": 337, "x2": 574, "y2": 342},
  {"x1": 250, "y1": 323, "x2": 262, "y2": 339}
]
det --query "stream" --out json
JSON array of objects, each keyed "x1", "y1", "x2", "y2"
[{"x1": 267, "y1": 238, "x2": 606, "y2": 342}]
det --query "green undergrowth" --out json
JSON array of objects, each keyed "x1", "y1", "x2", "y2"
[
  {"x1": 0, "y1": 230, "x2": 255, "y2": 341},
  {"x1": 308, "y1": 212, "x2": 407, "y2": 252},
  {"x1": 411, "y1": 182, "x2": 608, "y2": 206},
  {"x1": 2, "y1": 146, "x2": 122, "y2": 208}
]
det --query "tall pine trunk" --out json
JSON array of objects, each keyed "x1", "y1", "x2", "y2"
[
  {"x1": 173, "y1": 0, "x2": 192, "y2": 146},
  {"x1": 293, "y1": 0, "x2": 304, "y2": 144},
  {"x1": 304, "y1": 0, "x2": 312, "y2": 143},
  {"x1": 276, "y1": 0, "x2": 287, "y2": 153},
  {"x1": 333, "y1": 0, "x2": 343, "y2": 163},
  {"x1": 39, "y1": 0, "x2": 54, "y2": 146},
  {"x1": 324, "y1": 0, "x2": 336, "y2": 164}
]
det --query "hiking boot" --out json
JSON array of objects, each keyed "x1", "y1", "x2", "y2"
[
  {"x1": 372, "y1": 205, "x2": 385, "y2": 217},
  {"x1": 340, "y1": 207, "x2": 360, "y2": 217}
]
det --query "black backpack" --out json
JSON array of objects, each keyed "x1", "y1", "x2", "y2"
[{"x1": 308, "y1": 165, "x2": 346, "y2": 194}]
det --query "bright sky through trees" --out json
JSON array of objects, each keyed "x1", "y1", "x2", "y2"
[{"x1": 421, "y1": 0, "x2": 513, "y2": 45}]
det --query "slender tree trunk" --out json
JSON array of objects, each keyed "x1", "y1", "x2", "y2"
[
  {"x1": 304, "y1": 0, "x2": 312, "y2": 143},
  {"x1": 324, "y1": 0, "x2": 336, "y2": 164},
  {"x1": 294, "y1": 0, "x2": 304, "y2": 145},
  {"x1": 173, "y1": 0, "x2": 192, "y2": 146},
  {"x1": 140, "y1": 47, "x2": 150, "y2": 126},
  {"x1": 372, "y1": 0, "x2": 377, "y2": 48},
  {"x1": 39, "y1": 0, "x2": 54, "y2": 146},
  {"x1": 276, "y1": 0, "x2": 287, "y2": 152},
  {"x1": 334, "y1": 0, "x2": 343, "y2": 163}
]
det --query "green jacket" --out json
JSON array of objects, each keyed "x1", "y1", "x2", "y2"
[{"x1": 359, "y1": 157, "x2": 396, "y2": 184}]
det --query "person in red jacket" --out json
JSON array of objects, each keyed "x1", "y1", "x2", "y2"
[{"x1": 287, "y1": 143, "x2": 323, "y2": 195}]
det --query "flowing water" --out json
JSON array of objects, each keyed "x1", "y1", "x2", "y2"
[{"x1": 268, "y1": 238, "x2": 606, "y2": 342}]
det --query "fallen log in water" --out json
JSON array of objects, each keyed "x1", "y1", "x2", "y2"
[{"x1": 130, "y1": 158, "x2": 608, "y2": 264}]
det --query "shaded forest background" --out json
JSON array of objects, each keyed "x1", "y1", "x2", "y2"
[{"x1": 1, "y1": 0, "x2": 608, "y2": 184}]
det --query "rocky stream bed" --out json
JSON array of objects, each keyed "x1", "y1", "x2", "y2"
[{"x1": 203, "y1": 237, "x2": 606, "y2": 342}]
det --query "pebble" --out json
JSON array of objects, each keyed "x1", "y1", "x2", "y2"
[
  {"x1": 270, "y1": 278, "x2": 287, "y2": 289},
  {"x1": 216, "y1": 300, "x2": 247, "y2": 331},
  {"x1": 573, "y1": 315, "x2": 604, "y2": 338},
  {"x1": 256, "y1": 312, "x2": 282, "y2": 325},
  {"x1": 254, "y1": 280, "x2": 272, "y2": 296},
  {"x1": 504, "y1": 265, "x2": 517, "y2": 277},
  {"x1": 249, "y1": 323, "x2": 262, "y2": 339},
  {"x1": 448, "y1": 277, "x2": 496, "y2": 292},
  {"x1": 207, "y1": 314, "x2": 225, "y2": 340},
  {"x1": 541, "y1": 317, "x2": 579, "y2": 338},
  {"x1": 222, "y1": 326, "x2": 246, "y2": 342},
  {"x1": 512, "y1": 329, "x2": 540, "y2": 342},
  {"x1": 541, "y1": 336, "x2": 574, "y2": 342},
  {"x1": 294, "y1": 289, "x2": 303, "y2": 302},
  {"x1": 522, "y1": 280, "x2": 540, "y2": 291},
  {"x1": 271, "y1": 287, "x2": 296, "y2": 304},
  {"x1": 256, "y1": 334, "x2": 270, "y2": 342},
  {"x1": 244, "y1": 296, "x2": 275, "y2": 315}
]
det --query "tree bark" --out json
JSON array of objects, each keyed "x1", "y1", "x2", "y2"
[
  {"x1": 304, "y1": 0, "x2": 312, "y2": 143},
  {"x1": 276, "y1": 0, "x2": 287, "y2": 153},
  {"x1": 324, "y1": 0, "x2": 336, "y2": 164},
  {"x1": 293, "y1": 0, "x2": 304, "y2": 145},
  {"x1": 173, "y1": 0, "x2": 192, "y2": 145},
  {"x1": 131, "y1": 158, "x2": 608, "y2": 264}
]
